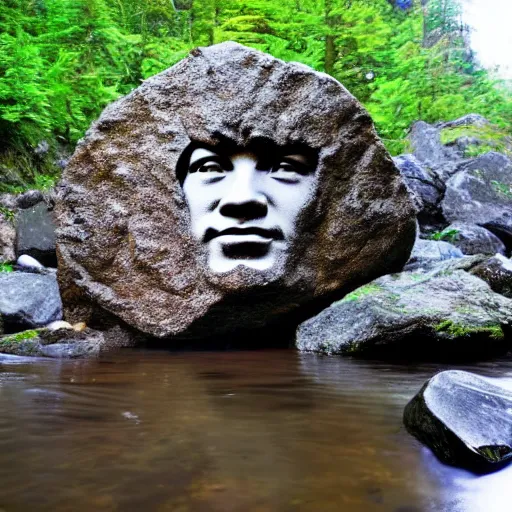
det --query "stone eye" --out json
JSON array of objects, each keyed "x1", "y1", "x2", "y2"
[{"x1": 198, "y1": 161, "x2": 224, "y2": 173}]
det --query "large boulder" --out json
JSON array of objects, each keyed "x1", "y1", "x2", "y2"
[
  {"x1": 441, "y1": 152, "x2": 512, "y2": 247},
  {"x1": 404, "y1": 370, "x2": 512, "y2": 472},
  {"x1": 470, "y1": 254, "x2": 512, "y2": 298},
  {"x1": 16, "y1": 201, "x2": 57, "y2": 267},
  {"x1": 56, "y1": 42, "x2": 416, "y2": 340},
  {"x1": 296, "y1": 256, "x2": 512, "y2": 358},
  {"x1": 0, "y1": 272, "x2": 62, "y2": 332}
]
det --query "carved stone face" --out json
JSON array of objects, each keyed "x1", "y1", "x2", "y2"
[{"x1": 182, "y1": 144, "x2": 318, "y2": 273}]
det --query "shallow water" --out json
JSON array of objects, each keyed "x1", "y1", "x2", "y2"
[{"x1": 0, "y1": 349, "x2": 512, "y2": 511}]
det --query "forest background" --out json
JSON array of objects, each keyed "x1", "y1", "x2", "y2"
[{"x1": 1, "y1": 0, "x2": 511, "y2": 192}]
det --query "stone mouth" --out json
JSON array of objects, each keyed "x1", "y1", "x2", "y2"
[{"x1": 204, "y1": 227, "x2": 284, "y2": 243}]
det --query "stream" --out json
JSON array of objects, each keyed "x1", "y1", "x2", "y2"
[{"x1": 0, "y1": 348, "x2": 511, "y2": 511}]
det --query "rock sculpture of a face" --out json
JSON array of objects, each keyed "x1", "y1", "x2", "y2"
[{"x1": 56, "y1": 42, "x2": 416, "y2": 339}]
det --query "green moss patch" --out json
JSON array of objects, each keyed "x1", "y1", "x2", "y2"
[
  {"x1": 340, "y1": 283, "x2": 383, "y2": 303},
  {"x1": 434, "y1": 320, "x2": 504, "y2": 339},
  {"x1": 440, "y1": 124, "x2": 512, "y2": 158},
  {"x1": 0, "y1": 330, "x2": 40, "y2": 344}
]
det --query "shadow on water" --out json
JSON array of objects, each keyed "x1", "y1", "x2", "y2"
[{"x1": 1, "y1": 348, "x2": 512, "y2": 510}]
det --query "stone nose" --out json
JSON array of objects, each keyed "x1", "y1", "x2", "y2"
[{"x1": 218, "y1": 166, "x2": 268, "y2": 222}]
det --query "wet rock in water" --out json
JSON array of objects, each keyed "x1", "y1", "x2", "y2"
[
  {"x1": 404, "y1": 238, "x2": 463, "y2": 271},
  {"x1": 0, "y1": 272, "x2": 62, "y2": 332},
  {"x1": 16, "y1": 201, "x2": 57, "y2": 267},
  {"x1": 441, "y1": 153, "x2": 512, "y2": 248},
  {"x1": 404, "y1": 370, "x2": 512, "y2": 472},
  {"x1": 445, "y1": 222, "x2": 506, "y2": 256},
  {"x1": 296, "y1": 257, "x2": 512, "y2": 358},
  {"x1": 470, "y1": 254, "x2": 512, "y2": 298},
  {"x1": 393, "y1": 154, "x2": 445, "y2": 230},
  {"x1": 0, "y1": 214, "x2": 15, "y2": 263},
  {"x1": 56, "y1": 42, "x2": 416, "y2": 340},
  {"x1": 0, "y1": 327, "x2": 104, "y2": 358}
]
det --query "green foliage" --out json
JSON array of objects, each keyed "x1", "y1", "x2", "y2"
[
  {"x1": 0, "y1": 206, "x2": 15, "y2": 223},
  {"x1": 491, "y1": 180, "x2": 512, "y2": 199},
  {"x1": 434, "y1": 320, "x2": 504, "y2": 339},
  {"x1": 0, "y1": 263, "x2": 13, "y2": 272},
  {"x1": 0, "y1": 0, "x2": 511, "y2": 180},
  {"x1": 428, "y1": 227, "x2": 459, "y2": 243}
]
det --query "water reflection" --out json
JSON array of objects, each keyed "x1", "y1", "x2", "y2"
[{"x1": 0, "y1": 350, "x2": 512, "y2": 510}]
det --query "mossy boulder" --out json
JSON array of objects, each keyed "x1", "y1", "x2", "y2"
[{"x1": 296, "y1": 256, "x2": 512, "y2": 359}]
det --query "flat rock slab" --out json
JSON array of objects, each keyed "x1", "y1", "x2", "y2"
[
  {"x1": 296, "y1": 257, "x2": 512, "y2": 358},
  {"x1": 56, "y1": 41, "x2": 416, "y2": 339},
  {"x1": 0, "y1": 272, "x2": 62, "y2": 332},
  {"x1": 0, "y1": 328, "x2": 104, "y2": 358},
  {"x1": 404, "y1": 370, "x2": 512, "y2": 472}
]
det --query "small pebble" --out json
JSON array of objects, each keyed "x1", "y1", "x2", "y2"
[
  {"x1": 17, "y1": 254, "x2": 44, "y2": 269},
  {"x1": 46, "y1": 320, "x2": 73, "y2": 332},
  {"x1": 73, "y1": 322, "x2": 87, "y2": 332}
]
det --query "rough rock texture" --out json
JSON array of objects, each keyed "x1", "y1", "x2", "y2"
[
  {"x1": 394, "y1": 154, "x2": 445, "y2": 230},
  {"x1": 446, "y1": 222, "x2": 506, "y2": 256},
  {"x1": 404, "y1": 370, "x2": 512, "y2": 472},
  {"x1": 437, "y1": 114, "x2": 490, "y2": 130},
  {"x1": 408, "y1": 121, "x2": 460, "y2": 178},
  {"x1": 470, "y1": 254, "x2": 512, "y2": 298},
  {"x1": 56, "y1": 42, "x2": 416, "y2": 339},
  {"x1": 0, "y1": 272, "x2": 62, "y2": 332},
  {"x1": 404, "y1": 238, "x2": 463, "y2": 271},
  {"x1": 442, "y1": 153, "x2": 512, "y2": 247},
  {"x1": 0, "y1": 327, "x2": 105, "y2": 358},
  {"x1": 0, "y1": 215, "x2": 15, "y2": 263},
  {"x1": 16, "y1": 201, "x2": 57, "y2": 267},
  {"x1": 296, "y1": 256, "x2": 512, "y2": 358}
]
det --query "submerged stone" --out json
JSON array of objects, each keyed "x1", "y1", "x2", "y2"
[
  {"x1": 404, "y1": 370, "x2": 512, "y2": 472},
  {"x1": 56, "y1": 42, "x2": 416, "y2": 340}
]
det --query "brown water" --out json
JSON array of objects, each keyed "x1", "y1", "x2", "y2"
[{"x1": 1, "y1": 349, "x2": 512, "y2": 512}]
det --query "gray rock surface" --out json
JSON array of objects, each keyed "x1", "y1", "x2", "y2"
[
  {"x1": 16, "y1": 201, "x2": 57, "y2": 267},
  {"x1": 394, "y1": 154, "x2": 445, "y2": 229},
  {"x1": 441, "y1": 152, "x2": 512, "y2": 246},
  {"x1": 404, "y1": 370, "x2": 512, "y2": 472},
  {"x1": 0, "y1": 272, "x2": 62, "y2": 331},
  {"x1": 56, "y1": 42, "x2": 416, "y2": 339},
  {"x1": 404, "y1": 238, "x2": 463, "y2": 271},
  {"x1": 0, "y1": 215, "x2": 15, "y2": 263},
  {"x1": 408, "y1": 121, "x2": 460, "y2": 177},
  {"x1": 446, "y1": 222, "x2": 506, "y2": 256},
  {"x1": 296, "y1": 257, "x2": 511, "y2": 358},
  {"x1": 437, "y1": 114, "x2": 490, "y2": 129}
]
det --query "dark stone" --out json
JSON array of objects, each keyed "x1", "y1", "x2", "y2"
[
  {"x1": 441, "y1": 153, "x2": 512, "y2": 249},
  {"x1": 56, "y1": 42, "x2": 416, "y2": 340},
  {"x1": 470, "y1": 254, "x2": 512, "y2": 298},
  {"x1": 404, "y1": 238, "x2": 463, "y2": 271},
  {"x1": 16, "y1": 201, "x2": 57, "y2": 267},
  {"x1": 404, "y1": 370, "x2": 512, "y2": 472},
  {"x1": 446, "y1": 222, "x2": 506, "y2": 256},
  {"x1": 393, "y1": 154, "x2": 445, "y2": 230},
  {"x1": 16, "y1": 190, "x2": 45, "y2": 209},
  {"x1": 0, "y1": 272, "x2": 62, "y2": 332},
  {"x1": 296, "y1": 256, "x2": 512, "y2": 358}
]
